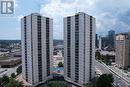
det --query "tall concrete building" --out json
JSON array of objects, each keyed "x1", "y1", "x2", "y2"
[
  {"x1": 99, "y1": 35, "x2": 102, "y2": 50},
  {"x1": 64, "y1": 12, "x2": 95, "y2": 86},
  {"x1": 115, "y1": 32, "x2": 130, "y2": 68},
  {"x1": 99, "y1": 30, "x2": 115, "y2": 50},
  {"x1": 108, "y1": 30, "x2": 115, "y2": 48},
  {"x1": 95, "y1": 34, "x2": 99, "y2": 48},
  {"x1": 21, "y1": 13, "x2": 53, "y2": 85}
]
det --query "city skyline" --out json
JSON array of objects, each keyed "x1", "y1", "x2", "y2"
[
  {"x1": 0, "y1": 0, "x2": 130, "y2": 40},
  {"x1": 0, "y1": 0, "x2": 130, "y2": 87}
]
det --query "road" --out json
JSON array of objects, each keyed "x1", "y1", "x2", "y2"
[{"x1": 95, "y1": 60, "x2": 130, "y2": 87}]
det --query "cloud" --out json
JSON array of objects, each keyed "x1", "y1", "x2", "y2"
[
  {"x1": 40, "y1": 0, "x2": 97, "y2": 39},
  {"x1": 95, "y1": 0, "x2": 130, "y2": 35},
  {"x1": 40, "y1": 0, "x2": 130, "y2": 39},
  {"x1": 40, "y1": 0, "x2": 96, "y2": 17}
]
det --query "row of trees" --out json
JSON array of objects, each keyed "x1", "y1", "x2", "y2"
[
  {"x1": 10, "y1": 65, "x2": 22, "y2": 79},
  {"x1": 0, "y1": 75, "x2": 23, "y2": 87},
  {"x1": 95, "y1": 51, "x2": 112, "y2": 65},
  {"x1": 17, "y1": 65, "x2": 22, "y2": 75}
]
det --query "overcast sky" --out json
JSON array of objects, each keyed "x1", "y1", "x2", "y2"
[{"x1": 0, "y1": 0, "x2": 130, "y2": 40}]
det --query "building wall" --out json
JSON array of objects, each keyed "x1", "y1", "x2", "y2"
[
  {"x1": 21, "y1": 13, "x2": 53, "y2": 85},
  {"x1": 64, "y1": 12, "x2": 95, "y2": 86},
  {"x1": 116, "y1": 33, "x2": 130, "y2": 68},
  {"x1": 108, "y1": 30, "x2": 115, "y2": 48}
]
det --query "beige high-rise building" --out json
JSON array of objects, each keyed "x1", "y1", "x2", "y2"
[
  {"x1": 64, "y1": 12, "x2": 95, "y2": 86},
  {"x1": 115, "y1": 32, "x2": 130, "y2": 68},
  {"x1": 21, "y1": 13, "x2": 53, "y2": 85}
]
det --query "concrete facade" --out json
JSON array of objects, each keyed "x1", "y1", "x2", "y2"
[
  {"x1": 64, "y1": 12, "x2": 95, "y2": 86},
  {"x1": 115, "y1": 33, "x2": 130, "y2": 68},
  {"x1": 21, "y1": 13, "x2": 53, "y2": 85}
]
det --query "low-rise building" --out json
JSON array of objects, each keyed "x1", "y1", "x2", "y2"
[
  {"x1": 53, "y1": 50, "x2": 63, "y2": 67},
  {"x1": 0, "y1": 57, "x2": 21, "y2": 68}
]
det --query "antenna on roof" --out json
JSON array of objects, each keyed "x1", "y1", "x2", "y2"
[{"x1": 37, "y1": 3, "x2": 42, "y2": 14}]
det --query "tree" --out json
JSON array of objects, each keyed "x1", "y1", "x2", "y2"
[
  {"x1": 85, "y1": 83, "x2": 95, "y2": 87},
  {"x1": 58, "y1": 62, "x2": 63, "y2": 67},
  {"x1": 96, "y1": 74, "x2": 114, "y2": 87},
  {"x1": 16, "y1": 65, "x2": 22, "y2": 75},
  {"x1": 1, "y1": 75, "x2": 10, "y2": 86},
  {"x1": 4, "y1": 78, "x2": 23, "y2": 87},
  {"x1": 0, "y1": 77, "x2": 3, "y2": 87},
  {"x1": 48, "y1": 81, "x2": 67, "y2": 87},
  {"x1": 48, "y1": 81, "x2": 61, "y2": 87},
  {"x1": 11, "y1": 73, "x2": 16, "y2": 78},
  {"x1": 95, "y1": 51, "x2": 101, "y2": 60}
]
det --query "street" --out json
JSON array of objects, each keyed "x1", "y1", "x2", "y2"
[{"x1": 95, "y1": 60, "x2": 130, "y2": 87}]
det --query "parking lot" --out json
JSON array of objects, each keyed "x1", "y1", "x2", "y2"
[{"x1": 0, "y1": 64, "x2": 21, "y2": 77}]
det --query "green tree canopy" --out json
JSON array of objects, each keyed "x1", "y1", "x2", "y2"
[
  {"x1": 85, "y1": 83, "x2": 95, "y2": 87},
  {"x1": 96, "y1": 74, "x2": 114, "y2": 87},
  {"x1": 1, "y1": 75, "x2": 9, "y2": 86},
  {"x1": 58, "y1": 62, "x2": 63, "y2": 67},
  {"x1": 4, "y1": 78, "x2": 23, "y2": 87},
  {"x1": 95, "y1": 51, "x2": 101, "y2": 60},
  {"x1": 16, "y1": 65, "x2": 22, "y2": 75},
  {"x1": 11, "y1": 73, "x2": 16, "y2": 78},
  {"x1": 48, "y1": 81, "x2": 67, "y2": 87}
]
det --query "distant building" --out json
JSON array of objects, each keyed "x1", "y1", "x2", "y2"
[
  {"x1": 108, "y1": 30, "x2": 115, "y2": 48},
  {"x1": 11, "y1": 51, "x2": 21, "y2": 57},
  {"x1": 64, "y1": 12, "x2": 95, "y2": 86},
  {"x1": 115, "y1": 32, "x2": 130, "y2": 68},
  {"x1": 21, "y1": 13, "x2": 53, "y2": 85},
  {"x1": 99, "y1": 36, "x2": 102, "y2": 50},
  {"x1": 53, "y1": 50, "x2": 64, "y2": 68},
  {"x1": 101, "y1": 36, "x2": 109, "y2": 49},
  {"x1": 0, "y1": 57, "x2": 21, "y2": 68},
  {"x1": 100, "y1": 30, "x2": 115, "y2": 51},
  {"x1": 100, "y1": 51, "x2": 115, "y2": 62},
  {"x1": 108, "y1": 30, "x2": 115, "y2": 36},
  {"x1": 95, "y1": 34, "x2": 99, "y2": 48},
  {"x1": 54, "y1": 45, "x2": 64, "y2": 50}
]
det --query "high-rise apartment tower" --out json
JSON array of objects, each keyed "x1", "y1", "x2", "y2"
[
  {"x1": 21, "y1": 13, "x2": 53, "y2": 85},
  {"x1": 64, "y1": 12, "x2": 96, "y2": 86}
]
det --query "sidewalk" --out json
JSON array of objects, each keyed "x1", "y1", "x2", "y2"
[{"x1": 16, "y1": 74, "x2": 32, "y2": 86}]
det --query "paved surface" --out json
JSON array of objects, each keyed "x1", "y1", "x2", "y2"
[
  {"x1": 16, "y1": 74, "x2": 32, "y2": 86},
  {"x1": 95, "y1": 60, "x2": 130, "y2": 87},
  {"x1": 0, "y1": 64, "x2": 21, "y2": 77},
  {"x1": 100, "y1": 50, "x2": 115, "y2": 55}
]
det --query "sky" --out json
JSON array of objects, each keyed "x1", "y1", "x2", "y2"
[{"x1": 0, "y1": 0, "x2": 130, "y2": 40}]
